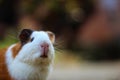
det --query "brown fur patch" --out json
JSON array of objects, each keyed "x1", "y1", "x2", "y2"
[
  {"x1": 0, "y1": 47, "x2": 12, "y2": 80},
  {"x1": 12, "y1": 43, "x2": 22, "y2": 58},
  {"x1": 46, "y1": 31, "x2": 55, "y2": 44}
]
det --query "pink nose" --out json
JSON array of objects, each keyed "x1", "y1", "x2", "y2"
[
  {"x1": 41, "y1": 43, "x2": 49, "y2": 48},
  {"x1": 40, "y1": 43, "x2": 49, "y2": 57}
]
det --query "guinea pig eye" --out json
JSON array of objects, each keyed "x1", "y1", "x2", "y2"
[{"x1": 31, "y1": 37, "x2": 34, "y2": 42}]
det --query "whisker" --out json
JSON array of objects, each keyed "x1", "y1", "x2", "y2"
[
  {"x1": 54, "y1": 38, "x2": 66, "y2": 54},
  {"x1": 5, "y1": 32, "x2": 18, "y2": 40}
]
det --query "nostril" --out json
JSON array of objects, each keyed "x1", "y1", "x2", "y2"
[
  {"x1": 40, "y1": 45, "x2": 44, "y2": 48},
  {"x1": 41, "y1": 43, "x2": 49, "y2": 48},
  {"x1": 46, "y1": 44, "x2": 49, "y2": 47}
]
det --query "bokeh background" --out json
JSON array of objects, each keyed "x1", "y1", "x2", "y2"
[{"x1": 0, "y1": 0, "x2": 120, "y2": 80}]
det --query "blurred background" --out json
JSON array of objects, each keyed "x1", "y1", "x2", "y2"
[{"x1": 0, "y1": 0, "x2": 120, "y2": 80}]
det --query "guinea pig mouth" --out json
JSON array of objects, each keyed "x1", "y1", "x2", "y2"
[
  {"x1": 40, "y1": 51, "x2": 48, "y2": 58},
  {"x1": 40, "y1": 45, "x2": 49, "y2": 58},
  {"x1": 40, "y1": 54, "x2": 48, "y2": 58}
]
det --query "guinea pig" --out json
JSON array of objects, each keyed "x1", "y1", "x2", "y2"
[{"x1": 0, "y1": 29, "x2": 55, "y2": 80}]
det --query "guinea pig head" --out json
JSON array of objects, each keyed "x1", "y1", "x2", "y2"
[{"x1": 17, "y1": 29, "x2": 55, "y2": 65}]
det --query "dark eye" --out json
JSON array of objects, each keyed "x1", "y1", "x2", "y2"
[{"x1": 31, "y1": 37, "x2": 34, "y2": 42}]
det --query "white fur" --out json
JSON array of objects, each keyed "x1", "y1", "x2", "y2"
[
  {"x1": 5, "y1": 31, "x2": 55, "y2": 80},
  {"x1": 6, "y1": 44, "x2": 16, "y2": 66}
]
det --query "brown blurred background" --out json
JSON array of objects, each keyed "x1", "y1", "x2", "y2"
[{"x1": 0, "y1": 0, "x2": 120, "y2": 80}]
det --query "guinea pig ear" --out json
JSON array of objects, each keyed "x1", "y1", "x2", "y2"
[
  {"x1": 46, "y1": 31, "x2": 55, "y2": 44},
  {"x1": 19, "y1": 29, "x2": 33, "y2": 44}
]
